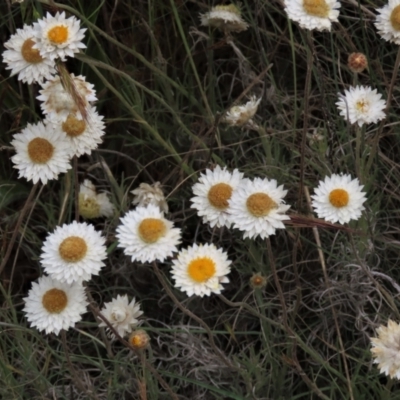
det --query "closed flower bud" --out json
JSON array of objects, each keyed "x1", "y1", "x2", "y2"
[{"x1": 348, "y1": 52, "x2": 368, "y2": 74}]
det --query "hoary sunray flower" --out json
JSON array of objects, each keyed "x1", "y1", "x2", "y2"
[
  {"x1": 224, "y1": 97, "x2": 261, "y2": 127},
  {"x1": 200, "y1": 4, "x2": 249, "y2": 33},
  {"x1": 11, "y1": 121, "x2": 72, "y2": 184},
  {"x1": 131, "y1": 182, "x2": 168, "y2": 213},
  {"x1": 311, "y1": 174, "x2": 367, "y2": 224},
  {"x1": 116, "y1": 204, "x2": 181, "y2": 263},
  {"x1": 79, "y1": 179, "x2": 114, "y2": 219},
  {"x1": 2, "y1": 25, "x2": 56, "y2": 84},
  {"x1": 191, "y1": 165, "x2": 244, "y2": 228},
  {"x1": 40, "y1": 221, "x2": 107, "y2": 284},
  {"x1": 284, "y1": 0, "x2": 340, "y2": 32},
  {"x1": 45, "y1": 106, "x2": 105, "y2": 156},
  {"x1": 375, "y1": 0, "x2": 400, "y2": 44},
  {"x1": 171, "y1": 243, "x2": 231, "y2": 297},
  {"x1": 33, "y1": 12, "x2": 86, "y2": 61},
  {"x1": 336, "y1": 85, "x2": 386, "y2": 127},
  {"x1": 37, "y1": 74, "x2": 97, "y2": 121},
  {"x1": 228, "y1": 177, "x2": 290, "y2": 239},
  {"x1": 99, "y1": 294, "x2": 143, "y2": 338},
  {"x1": 371, "y1": 319, "x2": 400, "y2": 379},
  {"x1": 23, "y1": 275, "x2": 88, "y2": 335}
]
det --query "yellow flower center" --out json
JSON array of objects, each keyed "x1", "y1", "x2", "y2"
[
  {"x1": 355, "y1": 99, "x2": 369, "y2": 113},
  {"x1": 329, "y1": 188, "x2": 349, "y2": 208},
  {"x1": 246, "y1": 193, "x2": 277, "y2": 217},
  {"x1": 42, "y1": 288, "x2": 68, "y2": 313},
  {"x1": 27, "y1": 137, "x2": 54, "y2": 164},
  {"x1": 187, "y1": 257, "x2": 216, "y2": 283},
  {"x1": 62, "y1": 114, "x2": 86, "y2": 137},
  {"x1": 138, "y1": 218, "x2": 166, "y2": 243},
  {"x1": 207, "y1": 183, "x2": 233, "y2": 210},
  {"x1": 79, "y1": 194, "x2": 100, "y2": 219},
  {"x1": 303, "y1": 0, "x2": 330, "y2": 17},
  {"x1": 21, "y1": 38, "x2": 43, "y2": 63},
  {"x1": 47, "y1": 25, "x2": 69, "y2": 44},
  {"x1": 391, "y1": 5, "x2": 400, "y2": 31},
  {"x1": 59, "y1": 236, "x2": 88, "y2": 262}
]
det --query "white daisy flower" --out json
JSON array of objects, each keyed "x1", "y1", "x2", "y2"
[
  {"x1": 371, "y1": 319, "x2": 400, "y2": 379},
  {"x1": 375, "y1": 0, "x2": 400, "y2": 44},
  {"x1": 224, "y1": 97, "x2": 261, "y2": 127},
  {"x1": 23, "y1": 275, "x2": 88, "y2": 335},
  {"x1": 33, "y1": 12, "x2": 86, "y2": 61},
  {"x1": 2, "y1": 25, "x2": 56, "y2": 84},
  {"x1": 284, "y1": 0, "x2": 340, "y2": 32},
  {"x1": 116, "y1": 204, "x2": 181, "y2": 263},
  {"x1": 191, "y1": 165, "x2": 244, "y2": 228},
  {"x1": 98, "y1": 294, "x2": 143, "y2": 338},
  {"x1": 171, "y1": 243, "x2": 231, "y2": 297},
  {"x1": 336, "y1": 85, "x2": 386, "y2": 127},
  {"x1": 228, "y1": 177, "x2": 290, "y2": 239},
  {"x1": 11, "y1": 121, "x2": 72, "y2": 185},
  {"x1": 131, "y1": 182, "x2": 169, "y2": 213},
  {"x1": 45, "y1": 106, "x2": 105, "y2": 156},
  {"x1": 200, "y1": 4, "x2": 249, "y2": 33},
  {"x1": 40, "y1": 221, "x2": 107, "y2": 284},
  {"x1": 311, "y1": 174, "x2": 367, "y2": 224},
  {"x1": 37, "y1": 74, "x2": 97, "y2": 121},
  {"x1": 79, "y1": 179, "x2": 115, "y2": 219}
]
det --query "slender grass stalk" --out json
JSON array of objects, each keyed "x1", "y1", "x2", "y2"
[{"x1": 298, "y1": 30, "x2": 313, "y2": 211}]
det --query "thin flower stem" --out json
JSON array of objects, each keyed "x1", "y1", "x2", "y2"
[
  {"x1": 87, "y1": 294, "x2": 179, "y2": 400},
  {"x1": 355, "y1": 126, "x2": 360, "y2": 179},
  {"x1": 304, "y1": 187, "x2": 354, "y2": 400},
  {"x1": 151, "y1": 262, "x2": 238, "y2": 371},
  {"x1": 73, "y1": 155, "x2": 79, "y2": 222},
  {"x1": 0, "y1": 183, "x2": 39, "y2": 276},
  {"x1": 365, "y1": 46, "x2": 400, "y2": 177}
]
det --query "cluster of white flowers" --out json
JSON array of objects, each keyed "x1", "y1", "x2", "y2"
[
  {"x1": 24, "y1": 218, "x2": 143, "y2": 338},
  {"x1": 8, "y1": 12, "x2": 139, "y2": 338},
  {"x1": 191, "y1": 165, "x2": 290, "y2": 238},
  {"x1": 3, "y1": 12, "x2": 106, "y2": 186}
]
